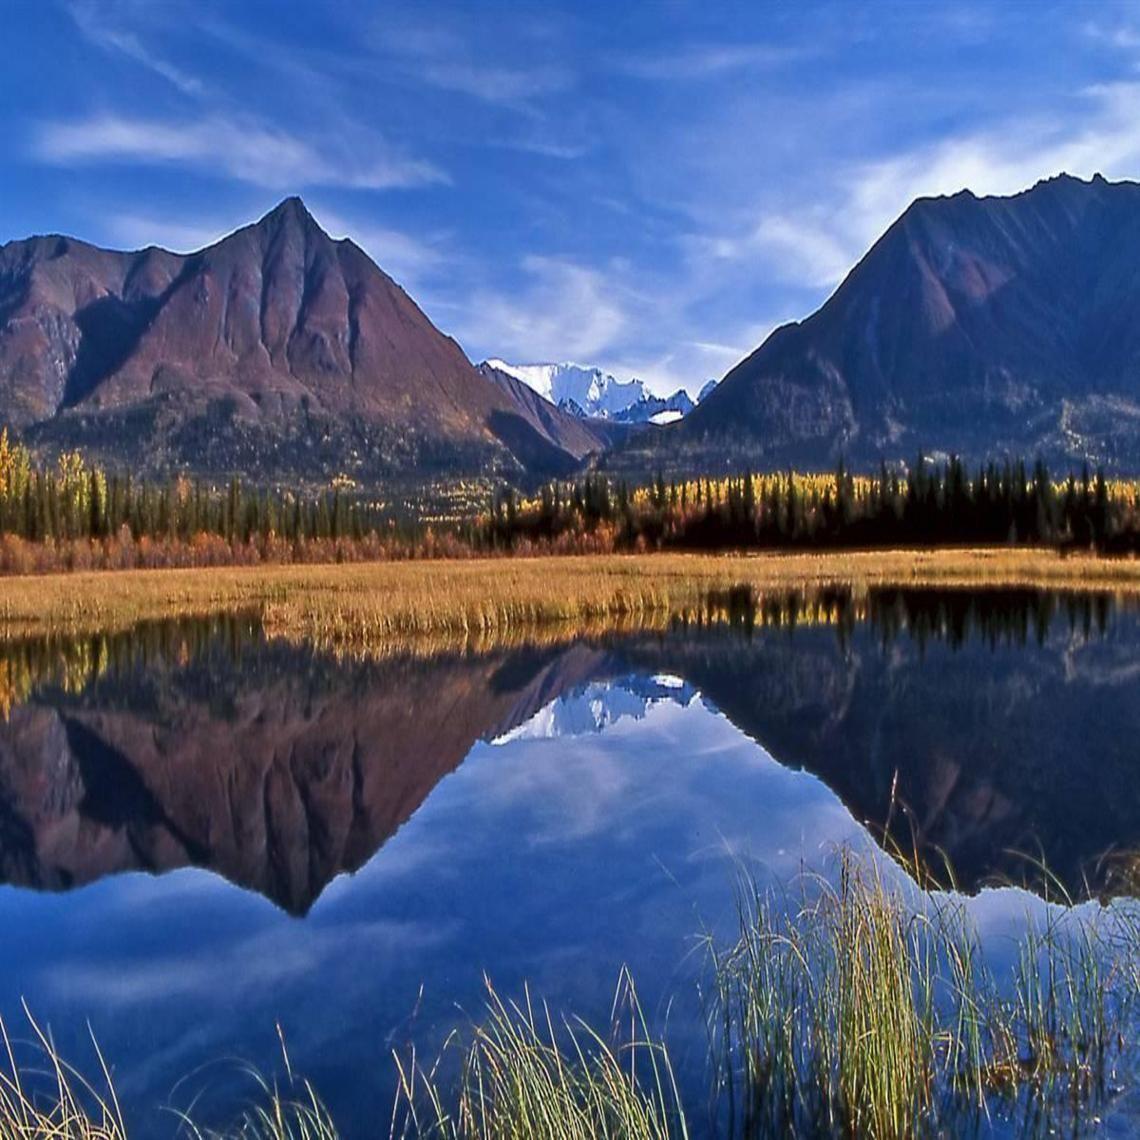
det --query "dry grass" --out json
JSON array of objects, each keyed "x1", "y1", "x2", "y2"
[{"x1": 0, "y1": 548, "x2": 1138, "y2": 647}]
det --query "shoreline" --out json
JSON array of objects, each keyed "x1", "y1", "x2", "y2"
[{"x1": 1, "y1": 546, "x2": 1139, "y2": 643}]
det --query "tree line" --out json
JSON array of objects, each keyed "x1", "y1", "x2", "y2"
[
  {"x1": 0, "y1": 431, "x2": 393, "y2": 545},
  {"x1": 3, "y1": 427, "x2": 1140, "y2": 572},
  {"x1": 481, "y1": 456, "x2": 1140, "y2": 554}
]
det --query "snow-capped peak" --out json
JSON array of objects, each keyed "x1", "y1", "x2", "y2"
[
  {"x1": 482, "y1": 359, "x2": 716, "y2": 425},
  {"x1": 484, "y1": 360, "x2": 647, "y2": 418}
]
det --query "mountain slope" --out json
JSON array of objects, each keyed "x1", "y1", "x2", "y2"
[
  {"x1": 477, "y1": 360, "x2": 622, "y2": 464},
  {"x1": 0, "y1": 199, "x2": 589, "y2": 484},
  {"x1": 665, "y1": 173, "x2": 1140, "y2": 472}
]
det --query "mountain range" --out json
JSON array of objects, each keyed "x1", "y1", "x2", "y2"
[
  {"x1": 480, "y1": 359, "x2": 711, "y2": 425},
  {"x1": 0, "y1": 198, "x2": 608, "y2": 484},
  {"x1": 6, "y1": 173, "x2": 1140, "y2": 485}
]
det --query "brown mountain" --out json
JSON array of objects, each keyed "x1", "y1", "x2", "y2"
[
  {"x1": 643, "y1": 173, "x2": 1140, "y2": 474},
  {"x1": 0, "y1": 198, "x2": 601, "y2": 484}
]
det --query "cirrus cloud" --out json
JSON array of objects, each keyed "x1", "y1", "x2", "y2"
[{"x1": 34, "y1": 113, "x2": 448, "y2": 191}]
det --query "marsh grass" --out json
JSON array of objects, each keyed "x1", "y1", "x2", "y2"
[
  {"x1": 0, "y1": 1006, "x2": 125, "y2": 1140},
  {"x1": 706, "y1": 854, "x2": 1140, "y2": 1140},
  {"x1": 176, "y1": 1044, "x2": 338, "y2": 1140},
  {"x1": 3, "y1": 549, "x2": 1140, "y2": 645},
  {"x1": 389, "y1": 971, "x2": 688, "y2": 1140}
]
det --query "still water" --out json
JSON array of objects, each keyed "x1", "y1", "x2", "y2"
[{"x1": 0, "y1": 590, "x2": 1138, "y2": 1136}]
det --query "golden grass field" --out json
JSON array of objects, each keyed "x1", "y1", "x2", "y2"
[{"x1": 2, "y1": 547, "x2": 1140, "y2": 649}]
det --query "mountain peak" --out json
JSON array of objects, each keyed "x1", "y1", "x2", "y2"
[
  {"x1": 257, "y1": 195, "x2": 324, "y2": 234},
  {"x1": 0, "y1": 202, "x2": 616, "y2": 484},
  {"x1": 674, "y1": 171, "x2": 1140, "y2": 473}
]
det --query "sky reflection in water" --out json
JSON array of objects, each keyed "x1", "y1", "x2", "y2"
[{"x1": 0, "y1": 592, "x2": 1136, "y2": 1136}]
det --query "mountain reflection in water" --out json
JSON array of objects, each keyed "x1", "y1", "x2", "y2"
[
  {"x1": 0, "y1": 589, "x2": 1136, "y2": 911},
  {"x1": 0, "y1": 589, "x2": 1138, "y2": 1137}
]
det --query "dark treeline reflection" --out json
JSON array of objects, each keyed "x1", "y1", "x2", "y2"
[
  {"x1": 0, "y1": 614, "x2": 263, "y2": 718},
  {"x1": 867, "y1": 587, "x2": 1113, "y2": 650},
  {"x1": 0, "y1": 587, "x2": 1137, "y2": 907},
  {"x1": 683, "y1": 582, "x2": 1118, "y2": 651}
]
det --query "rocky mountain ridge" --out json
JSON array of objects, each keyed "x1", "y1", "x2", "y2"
[{"x1": 0, "y1": 198, "x2": 604, "y2": 484}]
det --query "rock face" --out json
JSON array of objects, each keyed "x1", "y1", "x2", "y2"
[
  {"x1": 668, "y1": 173, "x2": 1140, "y2": 473},
  {"x1": 0, "y1": 199, "x2": 598, "y2": 484}
]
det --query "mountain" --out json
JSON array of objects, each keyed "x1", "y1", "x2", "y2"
[
  {"x1": 697, "y1": 379, "x2": 719, "y2": 403},
  {"x1": 0, "y1": 198, "x2": 599, "y2": 485},
  {"x1": 476, "y1": 361, "x2": 626, "y2": 457},
  {"x1": 660, "y1": 173, "x2": 1140, "y2": 473},
  {"x1": 483, "y1": 359, "x2": 700, "y2": 425}
]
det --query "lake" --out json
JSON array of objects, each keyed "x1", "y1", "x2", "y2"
[{"x1": 1, "y1": 588, "x2": 1139, "y2": 1137}]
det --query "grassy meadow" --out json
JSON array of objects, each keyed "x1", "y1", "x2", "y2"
[{"x1": 2, "y1": 548, "x2": 1140, "y2": 648}]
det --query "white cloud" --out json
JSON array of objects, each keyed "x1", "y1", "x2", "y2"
[
  {"x1": 369, "y1": 18, "x2": 573, "y2": 111},
  {"x1": 68, "y1": 0, "x2": 203, "y2": 95},
  {"x1": 420, "y1": 61, "x2": 574, "y2": 107},
  {"x1": 105, "y1": 213, "x2": 241, "y2": 253},
  {"x1": 34, "y1": 113, "x2": 448, "y2": 191},
  {"x1": 462, "y1": 255, "x2": 628, "y2": 363},
  {"x1": 310, "y1": 205, "x2": 448, "y2": 289},
  {"x1": 617, "y1": 42, "x2": 803, "y2": 81},
  {"x1": 696, "y1": 80, "x2": 1140, "y2": 299},
  {"x1": 740, "y1": 214, "x2": 853, "y2": 289},
  {"x1": 1083, "y1": 20, "x2": 1140, "y2": 51}
]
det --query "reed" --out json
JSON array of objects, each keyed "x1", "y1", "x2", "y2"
[
  {"x1": 706, "y1": 855, "x2": 1140, "y2": 1139},
  {"x1": 389, "y1": 971, "x2": 688, "y2": 1140},
  {"x1": 3, "y1": 548, "x2": 1140, "y2": 645},
  {"x1": 0, "y1": 1006, "x2": 125, "y2": 1140}
]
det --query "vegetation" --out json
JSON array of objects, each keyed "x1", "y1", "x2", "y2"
[
  {"x1": 391, "y1": 972, "x2": 685, "y2": 1140},
  {"x1": 484, "y1": 457, "x2": 1140, "y2": 555},
  {"x1": 6, "y1": 432, "x2": 1140, "y2": 574},
  {"x1": 707, "y1": 857, "x2": 1140, "y2": 1139},
  {"x1": 3, "y1": 852, "x2": 1139, "y2": 1140},
  {"x1": 0, "y1": 430, "x2": 469, "y2": 574},
  {"x1": 3, "y1": 549, "x2": 1140, "y2": 646}
]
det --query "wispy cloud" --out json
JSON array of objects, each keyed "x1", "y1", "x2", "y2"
[
  {"x1": 369, "y1": 18, "x2": 574, "y2": 112},
  {"x1": 1083, "y1": 19, "x2": 1140, "y2": 51},
  {"x1": 68, "y1": 0, "x2": 203, "y2": 95},
  {"x1": 490, "y1": 135, "x2": 591, "y2": 160},
  {"x1": 33, "y1": 113, "x2": 448, "y2": 191},
  {"x1": 459, "y1": 256, "x2": 628, "y2": 363},
  {"x1": 420, "y1": 61, "x2": 574, "y2": 107},
  {"x1": 691, "y1": 79, "x2": 1140, "y2": 299},
  {"x1": 616, "y1": 42, "x2": 802, "y2": 81},
  {"x1": 311, "y1": 204, "x2": 449, "y2": 289}
]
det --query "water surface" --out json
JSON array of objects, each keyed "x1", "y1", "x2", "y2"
[{"x1": 0, "y1": 591, "x2": 1138, "y2": 1135}]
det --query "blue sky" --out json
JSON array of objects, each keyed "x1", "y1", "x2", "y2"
[{"x1": 4, "y1": 1, "x2": 1140, "y2": 395}]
